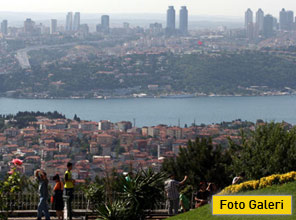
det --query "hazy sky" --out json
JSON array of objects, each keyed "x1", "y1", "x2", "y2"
[{"x1": 1, "y1": 0, "x2": 296, "y2": 17}]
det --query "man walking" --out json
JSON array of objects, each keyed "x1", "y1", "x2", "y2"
[
  {"x1": 35, "y1": 169, "x2": 50, "y2": 220},
  {"x1": 164, "y1": 174, "x2": 188, "y2": 215},
  {"x1": 64, "y1": 162, "x2": 75, "y2": 220}
]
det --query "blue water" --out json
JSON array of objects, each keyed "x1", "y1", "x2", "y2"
[{"x1": 0, "y1": 96, "x2": 296, "y2": 127}]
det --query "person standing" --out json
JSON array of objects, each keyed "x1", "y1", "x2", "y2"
[
  {"x1": 164, "y1": 174, "x2": 188, "y2": 215},
  {"x1": 232, "y1": 172, "x2": 245, "y2": 185},
  {"x1": 35, "y1": 169, "x2": 51, "y2": 220},
  {"x1": 64, "y1": 162, "x2": 75, "y2": 220},
  {"x1": 52, "y1": 174, "x2": 64, "y2": 220}
]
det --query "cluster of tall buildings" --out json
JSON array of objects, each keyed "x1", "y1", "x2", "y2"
[
  {"x1": 245, "y1": 8, "x2": 296, "y2": 41},
  {"x1": 166, "y1": 6, "x2": 188, "y2": 35},
  {"x1": 65, "y1": 12, "x2": 80, "y2": 32}
]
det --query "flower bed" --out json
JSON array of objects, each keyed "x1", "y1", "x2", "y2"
[{"x1": 219, "y1": 171, "x2": 296, "y2": 195}]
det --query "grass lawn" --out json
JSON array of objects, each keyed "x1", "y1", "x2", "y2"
[{"x1": 169, "y1": 181, "x2": 296, "y2": 220}]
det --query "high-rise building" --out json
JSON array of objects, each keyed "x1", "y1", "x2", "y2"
[
  {"x1": 24, "y1": 18, "x2": 35, "y2": 34},
  {"x1": 1, "y1": 20, "x2": 8, "y2": 35},
  {"x1": 280, "y1": 8, "x2": 288, "y2": 30},
  {"x1": 166, "y1": 6, "x2": 175, "y2": 31},
  {"x1": 246, "y1": 22, "x2": 254, "y2": 41},
  {"x1": 245, "y1": 8, "x2": 253, "y2": 28},
  {"x1": 256, "y1": 9, "x2": 264, "y2": 32},
  {"x1": 66, "y1": 12, "x2": 73, "y2": 32},
  {"x1": 50, "y1": 19, "x2": 57, "y2": 34},
  {"x1": 263, "y1": 14, "x2": 274, "y2": 38},
  {"x1": 73, "y1": 12, "x2": 80, "y2": 31},
  {"x1": 101, "y1": 15, "x2": 110, "y2": 33},
  {"x1": 287, "y1": 11, "x2": 294, "y2": 31},
  {"x1": 179, "y1": 6, "x2": 188, "y2": 35}
]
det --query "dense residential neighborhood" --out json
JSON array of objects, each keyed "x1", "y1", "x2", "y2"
[{"x1": 0, "y1": 113, "x2": 254, "y2": 182}]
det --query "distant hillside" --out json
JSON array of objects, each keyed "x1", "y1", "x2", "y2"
[{"x1": 1, "y1": 49, "x2": 296, "y2": 98}]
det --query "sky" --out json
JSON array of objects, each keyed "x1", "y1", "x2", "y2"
[{"x1": 1, "y1": 0, "x2": 295, "y2": 17}]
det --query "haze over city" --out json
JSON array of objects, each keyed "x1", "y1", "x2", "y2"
[{"x1": 0, "y1": 0, "x2": 296, "y2": 17}]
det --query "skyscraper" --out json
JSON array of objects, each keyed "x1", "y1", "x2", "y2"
[
  {"x1": 101, "y1": 15, "x2": 110, "y2": 33},
  {"x1": 245, "y1": 8, "x2": 253, "y2": 28},
  {"x1": 179, "y1": 6, "x2": 188, "y2": 35},
  {"x1": 1, "y1": 20, "x2": 8, "y2": 35},
  {"x1": 256, "y1": 9, "x2": 264, "y2": 32},
  {"x1": 280, "y1": 9, "x2": 288, "y2": 30},
  {"x1": 50, "y1": 19, "x2": 57, "y2": 34},
  {"x1": 73, "y1": 12, "x2": 80, "y2": 31},
  {"x1": 166, "y1": 6, "x2": 175, "y2": 31},
  {"x1": 24, "y1": 18, "x2": 35, "y2": 34},
  {"x1": 245, "y1": 9, "x2": 253, "y2": 40},
  {"x1": 287, "y1": 11, "x2": 294, "y2": 31},
  {"x1": 263, "y1": 14, "x2": 274, "y2": 38},
  {"x1": 66, "y1": 12, "x2": 73, "y2": 32}
]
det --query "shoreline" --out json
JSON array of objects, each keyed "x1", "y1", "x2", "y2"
[{"x1": 0, "y1": 93, "x2": 295, "y2": 100}]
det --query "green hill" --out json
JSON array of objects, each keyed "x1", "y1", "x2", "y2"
[{"x1": 169, "y1": 181, "x2": 296, "y2": 220}]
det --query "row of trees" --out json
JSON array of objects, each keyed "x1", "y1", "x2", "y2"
[{"x1": 162, "y1": 122, "x2": 296, "y2": 188}]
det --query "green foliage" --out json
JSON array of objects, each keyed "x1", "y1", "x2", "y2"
[
  {"x1": 0, "y1": 169, "x2": 34, "y2": 220},
  {"x1": 85, "y1": 169, "x2": 167, "y2": 220},
  {"x1": 2, "y1": 50, "x2": 296, "y2": 97},
  {"x1": 162, "y1": 138, "x2": 232, "y2": 188},
  {"x1": 230, "y1": 122, "x2": 296, "y2": 180},
  {"x1": 0, "y1": 111, "x2": 65, "y2": 129},
  {"x1": 169, "y1": 181, "x2": 296, "y2": 220}
]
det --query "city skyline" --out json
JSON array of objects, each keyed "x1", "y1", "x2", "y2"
[{"x1": 0, "y1": 0, "x2": 296, "y2": 17}]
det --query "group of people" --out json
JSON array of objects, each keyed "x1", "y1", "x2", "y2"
[
  {"x1": 164, "y1": 174, "x2": 222, "y2": 216},
  {"x1": 35, "y1": 162, "x2": 75, "y2": 220},
  {"x1": 165, "y1": 172, "x2": 246, "y2": 215}
]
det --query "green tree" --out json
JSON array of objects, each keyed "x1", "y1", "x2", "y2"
[
  {"x1": 162, "y1": 138, "x2": 232, "y2": 189},
  {"x1": 229, "y1": 122, "x2": 296, "y2": 180}
]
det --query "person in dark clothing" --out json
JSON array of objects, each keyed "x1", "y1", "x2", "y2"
[
  {"x1": 64, "y1": 162, "x2": 75, "y2": 220},
  {"x1": 194, "y1": 182, "x2": 210, "y2": 208},
  {"x1": 35, "y1": 169, "x2": 51, "y2": 220},
  {"x1": 53, "y1": 174, "x2": 64, "y2": 220}
]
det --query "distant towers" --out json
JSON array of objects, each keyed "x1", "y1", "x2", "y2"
[
  {"x1": 179, "y1": 6, "x2": 188, "y2": 35},
  {"x1": 256, "y1": 9, "x2": 264, "y2": 33},
  {"x1": 101, "y1": 15, "x2": 110, "y2": 33},
  {"x1": 245, "y1": 9, "x2": 254, "y2": 40},
  {"x1": 50, "y1": 19, "x2": 57, "y2": 35},
  {"x1": 245, "y1": 8, "x2": 253, "y2": 28},
  {"x1": 286, "y1": 10, "x2": 294, "y2": 31},
  {"x1": 263, "y1": 14, "x2": 274, "y2": 38},
  {"x1": 24, "y1": 18, "x2": 35, "y2": 34},
  {"x1": 1, "y1": 20, "x2": 8, "y2": 35},
  {"x1": 280, "y1": 8, "x2": 288, "y2": 30},
  {"x1": 166, "y1": 6, "x2": 176, "y2": 32},
  {"x1": 66, "y1": 12, "x2": 73, "y2": 32},
  {"x1": 73, "y1": 12, "x2": 80, "y2": 31}
]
